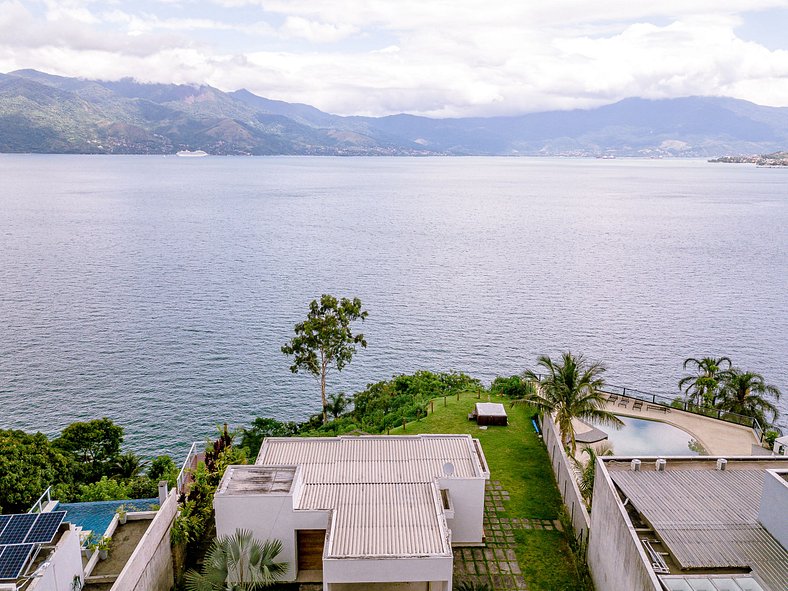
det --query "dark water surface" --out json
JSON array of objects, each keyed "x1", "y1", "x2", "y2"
[{"x1": 1, "y1": 155, "x2": 785, "y2": 457}]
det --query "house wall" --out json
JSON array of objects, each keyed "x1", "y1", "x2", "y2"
[
  {"x1": 111, "y1": 488, "x2": 178, "y2": 591},
  {"x1": 758, "y1": 469, "x2": 788, "y2": 548},
  {"x1": 323, "y1": 555, "x2": 452, "y2": 589},
  {"x1": 586, "y1": 461, "x2": 661, "y2": 591},
  {"x1": 439, "y1": 477, "x2": 485, "y2": 544},
  {"x1": 328, "y1": 582, "x2": 447, "y2": 591},
  {"x1": 27, "y1": 526, "x2": 83, "y2": 591},
  {"x1": 214, "y1": 493, "x2": 329, "y2": 581},
  {"x1": 541, "y1": 415, "x2": 590, "y2": 546}
]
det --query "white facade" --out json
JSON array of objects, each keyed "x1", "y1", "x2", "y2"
[
  {"x1": 215, "y1": 434, "x2": 490, "y2": 591},
  {"x1": 773, "y1": 435, "x2": 788, "y2": 455}
]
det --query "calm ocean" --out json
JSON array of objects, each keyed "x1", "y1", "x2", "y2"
[{"x1": 0, "y1": 155, "x2": 785, "y2": 457}]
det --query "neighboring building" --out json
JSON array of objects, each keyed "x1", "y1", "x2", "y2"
[
  {"x1": 215, "y1": 434, "x2": 491, "y2": 591},
  {"x1": 587, "y1": 456, "x2": 788, "y2": 591},
  {"x1": 773, "y1": 435, "x2": 788, "y2": 456}
]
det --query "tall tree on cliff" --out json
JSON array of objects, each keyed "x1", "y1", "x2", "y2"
[{"x1": 281, "y1": 295, "x2": 368, "y2": 424}]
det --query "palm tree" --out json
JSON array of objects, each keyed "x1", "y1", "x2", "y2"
[
  {"x1": 184, "y1": 530, "x2": 287, "y2": 591},
  {"x1": 716, "y1": 368, "x2": 781, "y2": 427},
  {"x1": 572, "y1": 443, "x2": 614, "y2": 506},
  {"x1": 518, "y1": 352, "x2": 623, "y2": 455},
  {"x1": 325, "y1": 392, "x2": 350, "y2": 419},
  {"x1": 113, "y1": 452, "x2": 148, "y2": 479},
  {"x1": 678, "y1": 356, "x2": 732, "y2": 407}
]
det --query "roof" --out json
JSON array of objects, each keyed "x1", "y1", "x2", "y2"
[
  {"x1": 610, "y1": 465, "x2": 788, "y2": 591},
  {"x1": 475, "y1": 402, "x2": 507, "y2": 417},
  {"x1": 253, "y1": 435, "x2": 487, "y2": 559},
  {"x1": 218, "y1": 466, "x2": 296, "y2": 496},
  {"x1": 258, "y1": 434, "x2": 487, "y2": 481}
]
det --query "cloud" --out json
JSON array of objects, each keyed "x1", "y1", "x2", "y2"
[{"x1": 1, "y1": 0, "x2": 787, "y2": 116}]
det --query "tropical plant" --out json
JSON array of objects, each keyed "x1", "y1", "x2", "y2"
[
  {"x1": 281, "y1": 295, "x2": 368, "y2": 424},
  {"x1": 490, "y1": 375, "x2": 537, "y2": 399},
  {"x1": 113, "y1": 451, "x2": 148, "y2": 479},
  {"x1": 53, "y1": 418, "x2": 124, "y2": 480},
  {"x1": 454, "y1": 581, "x2": 491, "y2": 591},
  {"x1": 325, "y1": 392, "x2": 351, "y2": 419},
  {"x1": 572, "y1": 443, "x2": 614, "y2": 506},
  {"x1": 184, "y1": 529, "x2": 287, "y2": 591},
  {"x1": 678, "y1": 356, "x2": 732, "y2": 407},
  {"x1": 518, "y1": 352, "x2": 623, "y2": 455},
  {"x1": 716, "y1": 368, "x2": 781, "y2": 427}
]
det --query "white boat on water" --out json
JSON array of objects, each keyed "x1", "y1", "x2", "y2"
[{"x1": 176, "y1": 150, "x2": 208, "y2": 157}]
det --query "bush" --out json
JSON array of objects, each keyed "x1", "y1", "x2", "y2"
[{"x1": 764, "y1": 430, "x2": 779, "y2": 448}]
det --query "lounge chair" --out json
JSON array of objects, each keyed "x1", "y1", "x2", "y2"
[
  {"x1": 607, "y1": 395, "x2": 619, "y2": 404},
  {"x1": 618, "y1": 398, "x2": 629, "y2": 408},
  {"x1": 632, "y1": 400, "x2": 643, "y2": 411}
]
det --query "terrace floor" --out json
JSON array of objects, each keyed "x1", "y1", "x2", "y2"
[{"x1": 602, "y1": 398, "x2": 761, "y2": 456}]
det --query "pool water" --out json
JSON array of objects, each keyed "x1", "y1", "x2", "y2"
[
  {"x1": 56, "y1": 498, "x2": 158, "y2": 539},
  {"x1": 594, "y1": 416, "x2": 705, "y2": 456}
]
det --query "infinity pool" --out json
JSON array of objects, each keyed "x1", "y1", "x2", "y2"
[
  {"x1": 56, "y1": 498, "x2": 158, "y2": 540},
  {"x1": 595, "y1": 416, "x2": 705, "y2": 456}
]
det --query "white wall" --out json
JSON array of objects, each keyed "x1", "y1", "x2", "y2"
[
  {"x1": 439, "y1": 477, "x2": 485, "y2": 544},
  {"x1": 586, "y1": 461, "x2": 662, "y2": 591},
  {"x1": 758, "y1": 469, "x2": 788, "y2": 548},
  {"x1": 111, "y1": 488, "x2": 178, "y2": 591},
  {"x1": 323, "y1": 555, "x2": 452, "y2": 589},
  {"x1": 541, "y1": 414, "x2": 590, "y2": 547},
  {"x1": 214, "y1": 493, "x2": 329, "y2": 581},
  {"x1": 28, "y1": 526, "x2": 83, "y2": 591}
]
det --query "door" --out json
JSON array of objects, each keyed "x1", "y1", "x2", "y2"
[{"x1": 297, "y1": 529, "x2": 325, "y2": 571}]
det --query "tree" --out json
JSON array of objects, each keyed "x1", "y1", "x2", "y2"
[
  {"x1": 113, "y1": 452, "x2": 148, "y2": 479},
  {"x1": 716, "y1": 368, "x2": 781, "y2": 427},
  {"x1": 281, "y1": 295, "x2": 368, "y2": 424},
  {"x1": 184, "y1": 529, "x2": 287, "y2": 591},
  {"x1": 148, "y1": 455, "x2": 179, "y2": 488},
  {"x1": 678, "y1": 356, "x2": 732, "y2": 407},
  {"x1": 0, "y1": 429, "x2": 71, "y2": 513},
  {"x1": 326, "y1": 392, "x2": 350, "y2": 419},
  {"x1": 572, "y1": 443, "x2": 614, "y2": 506},
  {"x1": 239, "y1": 419, "x2": 300, "y2": 459},
  {"x1": 53, "y1": 418, "x2": 124, "y2": 480},
  {"x1": 518, "y1": 352, "x2": 623, "y2": 455}
]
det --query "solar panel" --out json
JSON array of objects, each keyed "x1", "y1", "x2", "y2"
[
  {"x1": 0, "y1": 516, "x2": 11, "y2": 538},
  {"x1": 0, "y1": 514, "x2": 38, "y2": 545},
  {"x1": 0, "y1": 543, "x2": 34, "y2": 580},
  {"x1": 25, "y1": 511, "x2": 66, "y2": 544}
]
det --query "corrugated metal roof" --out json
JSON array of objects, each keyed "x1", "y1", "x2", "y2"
[
  {"x1": 611, "y1": 468, "x2": 788, "y2": 591},
  {"x1": 257, "y1": 434, "x2": 483, "y2": 481},
  {"x1": 254, "y1": 435, "x2": 482, "y2": 558},
  {"x1": 300, "y1": 483, "x2": 448, "y2": 558}
]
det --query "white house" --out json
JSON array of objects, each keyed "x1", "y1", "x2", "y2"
[{"x1": 214, "y1": 434, "x2": 491, "y2": 591}]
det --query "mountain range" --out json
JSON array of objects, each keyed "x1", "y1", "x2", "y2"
[{"x1": 1, "y1": 69, "x2": 787, "y2": 156}]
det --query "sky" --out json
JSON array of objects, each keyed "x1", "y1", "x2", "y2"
[{"x1": 1, "y1": 0, "x2": 788, "y2": 117}]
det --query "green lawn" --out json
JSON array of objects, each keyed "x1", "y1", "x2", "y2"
[{"x1": 390, "y1": 392, "x2": 590, "y2": 591}]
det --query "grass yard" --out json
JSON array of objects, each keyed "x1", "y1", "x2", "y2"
[{"x1": 390, "y1": 392, "x2": 591, "y2": 591}]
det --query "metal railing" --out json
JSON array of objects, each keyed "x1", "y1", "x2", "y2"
[
  {"x1": 527, "y1": 374, "x2": 775, "y2": 443},
  {"x1": 28, "y1": 486, "x2": 52, "y2": 513},
  {"x1": 176, "y1": 441, "x2": 200, "y2": 494},
  {"x1": 599, "y1": 383, "x2": 768, "y2": 441}
]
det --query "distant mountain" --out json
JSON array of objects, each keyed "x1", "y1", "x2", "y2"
[{"x1": 1, "y1": 69, "x2": 787, "y2": 156}]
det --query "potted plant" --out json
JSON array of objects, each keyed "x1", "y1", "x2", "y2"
[
  {"x1": 84, "y1": 533, "x2": 99, "y2": 559},
  {"x1": 116, "y1": 504, "x2": 127, "y2": 525},
  {"x1": 97, "y1": 536, "x2": 111, "y2": 561}
]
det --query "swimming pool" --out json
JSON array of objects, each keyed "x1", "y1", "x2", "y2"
[
  {"x1": 593, "y1": 416, "x2": 705, "y2": 456},
  {"x1": 55, "y1": 498, "x2": 158, "y2": 540}
]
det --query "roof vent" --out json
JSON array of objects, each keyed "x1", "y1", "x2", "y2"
[
  {"x1": 442, "y1": 462, "x2": 455, "y2": 477},
  {"x1": 716, "y1": 458, "x2": 727, "y2": 471},
  {"x1": 655, "y1": 458, "x2": 666, "y2": 472},
  {"x1": 630, "y1": 459, "x2": 641, "y2": 471}
]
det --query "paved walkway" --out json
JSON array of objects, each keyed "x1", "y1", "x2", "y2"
[{"x1": 452, "y1": 481, "x2": 562, "y2": 591}]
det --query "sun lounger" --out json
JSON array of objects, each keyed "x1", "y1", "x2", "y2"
[
  {"x1": 632, "y1": 400, "x2": 643, "y2": 411},
  {"x1": 607, "y1": 395, "x2": 619, "y2": 404},
  {"x1": 618, "y1": 398, "x2": 629, "y2": 408},
  {"x1": 647, "y1": 404, "x2": 667, "y2": 413}
]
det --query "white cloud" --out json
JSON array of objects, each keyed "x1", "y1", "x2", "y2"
[{"x1": 1, "y1": 0, "x2": 787, "y2": 116}]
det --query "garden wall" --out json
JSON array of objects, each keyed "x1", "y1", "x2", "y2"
[{"x1": 541, "y1": 415, "x2": 591, "y2": 549}]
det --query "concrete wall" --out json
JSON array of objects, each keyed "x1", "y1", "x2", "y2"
[
  {"x1": 323, "y1": 555, "x2": 451, "y2": 590},
  {"x1": 586, "y1": 460, "x2": 661, "y2": 591},
  {"x1": 439, "y1": 477, "x2": 486, "y2": 544},
  {"x1": 28, "y1": 526, "x2": 83, "y2": 591},
  {"x1": 111, "y1": 489, "x2": 178, "y2": 591},
  {"x1": 758, "y1": 469, "x2": 788, "y2": 548},
  {"x1": 214, "y1": 492, "x2": 329, "y2": 581},
  {"x1": 541, "y1": 415, "x2": 590, "y2": 546}
]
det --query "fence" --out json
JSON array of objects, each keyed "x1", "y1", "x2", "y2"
[
  {"x1": 600, "y1": 383, "x2": 767, "y2": 441},
  {"x1": 176, "y1": 442, "x2": 200, "y2": 494},
  {"x1": 28, "y1": 486, "x2": 52, "y2": 513},
  {"x1": 541, "y1": 414, "x2": 590, "y2": 552}
]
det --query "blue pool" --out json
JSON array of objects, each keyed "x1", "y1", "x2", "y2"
[
  {"x1": 594, "y1": 416, "x2": 705, "y2": 456},
  {"x1": 56, "y1": 498, "x2": 158, "y2": 539}
]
